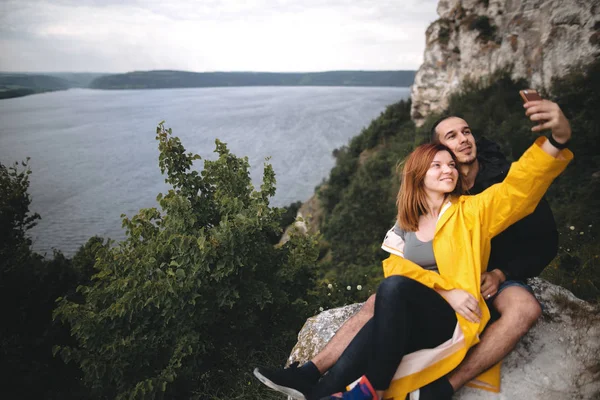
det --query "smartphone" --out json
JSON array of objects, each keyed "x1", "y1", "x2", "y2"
[{"x1": 519, "y1": 89, "x2": 542, "y2": 103}]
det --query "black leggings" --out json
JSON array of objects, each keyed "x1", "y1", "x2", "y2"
[{"x1": 309, "y1": 276, "x2": 457, "y2": 399}]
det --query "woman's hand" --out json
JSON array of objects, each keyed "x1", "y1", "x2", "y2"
[{"x1": 437, "y1": 289, "x2": 481, "y2": 323}]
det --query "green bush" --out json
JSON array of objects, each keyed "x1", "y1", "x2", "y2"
[
  {"x1": 54, "y1": 123, "x2": 320, "y2": 399},
  {"x1": 316, "y1": 103, "x2": 416, "y2": 304},
  {"x1": 0, "y1": 160, "x2": 89, "y2": 399},
  {"x1": 0, "y1": 159, "x2": 39, "y2": 270}
]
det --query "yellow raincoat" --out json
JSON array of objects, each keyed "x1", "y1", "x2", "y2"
[{"x1": 380, "y1": 137, "x2": 573, "y2": 399}]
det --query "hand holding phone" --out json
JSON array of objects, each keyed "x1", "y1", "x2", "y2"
[
  {"x1": 519, "y1": 89, "x2": 542, "y2": 103},
  {"x1": 521, "y1": 90, "x2": 571, "y2": 145}
]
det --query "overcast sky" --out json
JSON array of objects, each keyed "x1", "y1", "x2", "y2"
[{"x1": 0, "y1": 0, "x2": 439, "y2": 73}]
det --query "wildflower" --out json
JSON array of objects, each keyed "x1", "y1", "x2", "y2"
[
  {"x1": 328, "y1": 283, "x2": 333, "y2": 289},
  {"x1": 580, "y1": 232, "x2": 584, "y2": 235},
  {"x1": 357, "y1": 285, "x2": 363, "y2": 291},
  {"x1": 346, "y1": 286, "x2": 351, "y2": 291},
  {"x1": 569, "y1": 226, "x2": 575, "y2": 230},
  {"x1": 328, "y1": 293, "x2": 331, "y2": 296},
  {"x1": 319, "y1": 307, "x2": 324, "y2": 312}
]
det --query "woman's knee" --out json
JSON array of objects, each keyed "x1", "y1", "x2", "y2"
[{"x1": 377, "y1": 275, "x2": 416, "y2": 300}]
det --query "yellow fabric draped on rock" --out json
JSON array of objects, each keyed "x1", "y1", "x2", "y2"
[{"x1": 380, "y1": 137, "x2": 572, "y2": 400}]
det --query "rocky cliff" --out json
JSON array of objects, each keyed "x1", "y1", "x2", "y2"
[{"x1": 411, "y1": 0, "x2": 600, "y2": 126}]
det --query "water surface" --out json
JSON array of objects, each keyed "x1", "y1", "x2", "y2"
[{"x1": 0, "y1": 86, "x2": 410, "y2": 255}]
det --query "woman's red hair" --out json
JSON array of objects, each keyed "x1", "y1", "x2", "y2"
[{"x1": 396, "y1": 143, "x2": 464, "y2": 231}]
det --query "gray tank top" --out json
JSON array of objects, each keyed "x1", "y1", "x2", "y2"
[{"x1": 394, "y1": 225, "x2": 439, "y2": 273}]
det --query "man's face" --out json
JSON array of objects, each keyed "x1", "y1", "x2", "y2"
[{"x1": 435, "y1": 117, "x2": 477, "y2": 165}]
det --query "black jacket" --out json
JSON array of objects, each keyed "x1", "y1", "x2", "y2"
[{"x1": 470, "y1": 137, "x2": 559, "y2": 280}]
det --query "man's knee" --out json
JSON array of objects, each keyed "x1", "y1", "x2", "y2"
[
  {"x1": 361, "y1": 294, "x2": 376, "y2": 315},
  {"x1": 493, "y1": 287, "x2": 542, "y2": 335}
]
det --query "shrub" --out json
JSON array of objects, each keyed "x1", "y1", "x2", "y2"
[
  {"x1": 0, "y1": 160, "x2": 89, "y2": 399},
  {"x1": 54, "y1": 123, "x2": 320, "y2": 399}
]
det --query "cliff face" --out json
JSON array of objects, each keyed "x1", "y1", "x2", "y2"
[{"x1": 411, "y1": 0, "x2": 600, "y2": 126}]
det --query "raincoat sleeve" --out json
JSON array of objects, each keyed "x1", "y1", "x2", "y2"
[
  {"x1": 381, "y1": 226, "x2": 456, "y2": 291},
  {"x1": 465, "y1": 137, "x2": 572, "y2": 239}
]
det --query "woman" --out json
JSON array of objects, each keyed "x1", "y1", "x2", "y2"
[{"x1": 308, "y1": 104, "x2": 573, "y2": 400}]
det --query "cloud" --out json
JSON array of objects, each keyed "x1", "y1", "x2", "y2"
[{"x1": 0, "y1": 0, "x2": 439, "y2": 72}]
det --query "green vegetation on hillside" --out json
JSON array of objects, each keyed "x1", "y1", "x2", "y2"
[
  {"x1": 89, "y1": 70, "x2": 416, "y2": 89},
  {"x1": 1, "y1": 124, "x2": 321, "y2": 399},
  {"x1": 53, "y1": 125, "x2": 320, "y2": 399},
  {"x1": 0, "y1": 159, "x2": 89, "y2": 398},
  {"x1": 317, "y1": 59, "x2": 600, "y2": 303}
]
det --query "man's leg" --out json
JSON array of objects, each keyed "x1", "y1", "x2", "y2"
[
  {"x1": 447, "y1": 286, "x2": 542, "y2": 391},
  {"x1": 253, "y1": 294, "x2": 375, "y2": 399},
  {"x1": 312, "y1": 294, "x2": 375, "y2": 373}
]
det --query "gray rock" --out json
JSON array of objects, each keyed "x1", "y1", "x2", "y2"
[
  {"x1": 411, "y1": 0, "x2": 600, "y2": 126},
  {"x1": 286, "y1": 278, "x2": 600, "y2": 399}
]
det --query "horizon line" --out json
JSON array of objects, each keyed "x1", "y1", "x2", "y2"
[{"x1": 0, "y1": 69, "x2": 417, "y2": 75}]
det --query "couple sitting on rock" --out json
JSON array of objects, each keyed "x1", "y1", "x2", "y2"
[{"x1": 255, "y1": 95, "x2": 573, "y2": 400}]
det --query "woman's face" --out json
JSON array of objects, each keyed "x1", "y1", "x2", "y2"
[{"x1": 423, "y1": 150, "x2": 458, "y2": 195}]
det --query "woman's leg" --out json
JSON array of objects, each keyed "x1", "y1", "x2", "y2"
[
  {"x1": 366, "y1": 276, "x2": 456, "y2": 390},
  {"x1": 307, "y1": 318, "x2": 374, "y2": 399},
  {"x1": 310, "y1": 276, "x2": 456, "y2": 399}
]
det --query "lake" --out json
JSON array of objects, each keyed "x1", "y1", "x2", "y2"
[{"x1": 0, "y1": 86, "x2": 410, "y2": 256}]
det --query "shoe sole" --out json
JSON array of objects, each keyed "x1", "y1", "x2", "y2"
[{"x1": 253, "y1": 368, "x2": 307, "y2": 400}]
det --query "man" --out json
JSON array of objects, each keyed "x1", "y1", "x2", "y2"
[{"x1": 255, "y1": 99, "x2": 567, "y2": 399}]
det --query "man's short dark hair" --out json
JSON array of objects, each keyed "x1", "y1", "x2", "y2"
[{"x1": 429, "y1": 115, "x2": 464, "y2": 144}]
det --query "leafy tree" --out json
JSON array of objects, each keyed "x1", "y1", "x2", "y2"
[
  {"x1": 0, "y1": 159, "x2": 39, "y2": 271},
  {"x1": 54, "y1": 123, "x2": 319, "y2": 399},
  {"x1": 0, "y1": 160, "x2": 88, "y2": 399}
]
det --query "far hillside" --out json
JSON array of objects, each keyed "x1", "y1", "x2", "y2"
[
  {"x1": 45, "y1": 72, "x2": 107, "y2": 88},
  {"x1": 0, "y1": 72, "x2": 106, "y2": 99},
  {"x1": 0, "y1": 74, "x2": 69, "y2": 99},
  {"x1": 89, "y1": 70, "x2": 416, "y2": 89}
]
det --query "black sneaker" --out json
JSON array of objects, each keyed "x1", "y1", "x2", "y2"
[{"x1": 253, "y1": 362, "x2": 318, "y2": 400}]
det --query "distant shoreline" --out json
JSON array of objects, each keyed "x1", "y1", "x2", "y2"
[
  {"x1": 0, "y1": 70, "x2": 415, "y2": 99},
  {"x1": 0, "y1": 72, "x2": 104, "y2": 100},
  {"x1": 90, "y1": 70, "x2": 416, "y2": 90}
]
